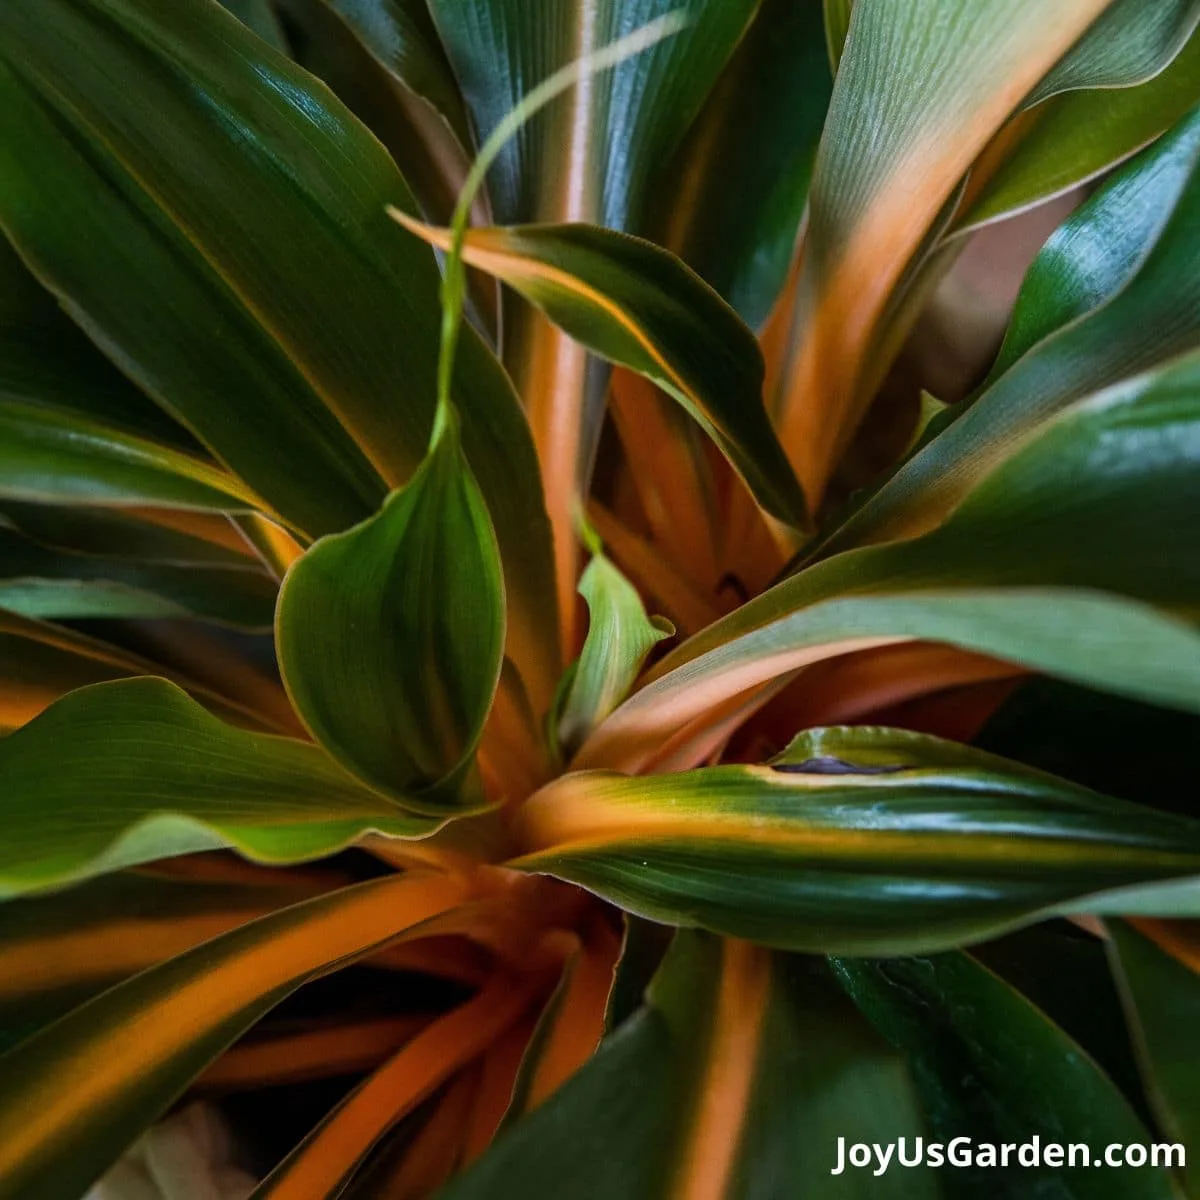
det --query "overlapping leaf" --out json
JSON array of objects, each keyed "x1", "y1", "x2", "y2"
[
  {"x1": 0, "y1": 874, "x2": 471, "y2": 1200},
  {"x1": 394, "y1": 219, "x2": 809, "y2": 528},
  {"x1": 579, "y1": 347, "x2": 1200, "y2": 772},
  {"x1": 515, "y1": 730, "x2": 1200, "y2": 955},
  {"x1": 0, "y1": 0, "x2": 559, "y2": 703},
  {"x1": 276, "y1": 416, "x2": 504, "y2": 808},
  {"x1": 652, "y1": 0, "x2": 832, "y2": 329},
  {"x1": 441, "y1": 932, "x2": 936, "y2": 1199},
  {"x1": 776, "y1": 0, "x2": 1117, "y2": 506},
  {"x1": 1109, "y1": 920, "x2": 1200, "y2": 1189},
  {"x1": 825, "y1": 103, "x2": 1200, "y2": 553},
  {"x1": 0, "y1": 678, "x2": 443, "y2": 897},
  {"x1": 0, "y1": 610, "x2": 277, "y2": 734},
  {"x1": 834, "y1": 950, "x2": 1178, "y2": 1198}
]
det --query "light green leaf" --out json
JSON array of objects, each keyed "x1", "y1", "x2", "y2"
[
  {"x1": 395, "y1": 218, "x2": 809, "y2": 528},
  {"x1": 441, "y1": 932, "x2": 936, "y2": 1199},
  {"x1": 960, "y1": 32, "x2": 1200, "y2": 231},
  {"x1": 0, "y1": 872, "x2": 470, "y2": 1200},
  {"x1": 515, "y1": 731, "x2": 1200, "y2": 955},
  {"x1": 276, "y1": 415, "x2": 504, "y2": 809},
  {"x1": 0, "y1": 678, "x2": 440, "y2": 898},
  {"x1": 1109, "y1": 920, "x2": 1200, "y2": 1190},
  {"x1": 0, "y1": 0, "x2": 558, "y2": 701},
  {"x1": 834, "y1": 951, "x2": 1178, "y2": 1198},
  {"x1": 0, "y1": 401, "x2": 264, "y2": 515},
  {"x1": 985, "y1": 108, "x2": 1200, "y2": 385},
  {"x1": 556, "y1": 543, "x2": 673, "y2": 758},
  {"x1": 1029, "y1": 0, "x2": 1200, "y2": 104}
]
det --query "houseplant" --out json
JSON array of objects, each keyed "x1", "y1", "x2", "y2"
[{"x1": 1, "y1": 0, "x2": 1200, "y2": 1195}]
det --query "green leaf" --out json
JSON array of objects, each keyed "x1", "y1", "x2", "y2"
[
  {"x1": 834, "y1": 951, "x2": 1178, "y2": 1199},
  {"x1": 825, "y1": 106, "x2": 1200, "y2": 553},
  {"x1": 0, "y1": 235, "x2": 195, "y2": 450},
  {"x1": 515, "y1": 730, "x2": 1200, "y2": 955},
  {"x1": 775, "y1": 0, "x2": 1118, "y2": 505},
  {"x1": 0, "y1": 0, "x2": 559, "y2": 700},
  {"x1": 0, "y1": 526, "x2": 278, "y2": 629},
  {"x1": 0, "y1": 501, "x2": 253, "y2": 569},
  {"x1": 441, "y1": 932, "x2": 936, "y2": 1199},
  {"x1": 651, "y1": 0, "x2": 832, "y2": 328},
  {"x1": 1028, "y1": 0, "x2": 1200, "y2": 104},
  {"x1": 555, "y1": 545, "x2": 673, "y2": 758},
  {"x1": 271, "y1": 0, "x2": 475, "y2": 237},
  {"x1": 301, "y1": 0, "x2": 471, "y2": 147},
  {"x1": 0, "y1": 678, "x2": 441, "y2": 898},
  {"x1": 277, "y1": 416, "x2": 504, "y2": 808},
  {"x1": 0, "y1": 400, "x2": 264, "y2": 515},
  {"x1": 579, "y1": 346, "x2": 1200, "y2": 774},
  {"x1": 823, "y1": 0, "x2": 853, "y2": 71},
  {"x1": 1109, "y1": 920, "x2": 1200, "y2": 1189},
  {"x1": 0, "y1": 870, "x2": 313, "y2": 1055},
  {"x1": 428, "y1": 0, "x2": 758, "y2": 233},
  {"x1": 960, "y1": 32, "x2": 1200, "y2": 232},
  {"x1": 215, "y1": 0, "x2": 290, "y2": 50},
  {"x1": 986, "y1": 109, "x2": 1200, "y2": 384},
  {"x1": 395, "y1": 219, "x2": 809, "y2": 528},
  {"x1": 0, "y1": 872, "x2": 469, "y2": 1200},
  {"x1": 0, "y1": 610, "x2": 279, "y2": 734}
]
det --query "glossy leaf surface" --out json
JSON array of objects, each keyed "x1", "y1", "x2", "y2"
[
  {"x1": 827, "y1": 103, "x2": 1200, "y2": 552},
  {"x1": 277, "y1": 419, "x2": 504, "y2": 807},
  {"x1": 517, "y1": 731, "x2": 1200, "y2": 955},
  {"x1": 0, "y1": 678, "x2": 440, "y2": 897},
  {"x1": 396, "y1": 218, "x2": 809, "y2": 528},
  {"x1": 655, "y1": 0, "x2": 832, "y2": 328},
  {"x1": 0, "y1": 0, "x2": 558, "y2": 700}
]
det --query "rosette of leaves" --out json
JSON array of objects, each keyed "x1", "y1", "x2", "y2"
[{"x1": 2, "y1": 1, "x2": 1200, "y2": 1197}]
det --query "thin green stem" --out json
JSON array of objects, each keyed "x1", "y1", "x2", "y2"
[{"x1": 427, "y1": 10, "x2": 689, "y2": 452}]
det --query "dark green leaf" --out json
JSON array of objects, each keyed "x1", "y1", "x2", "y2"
[
  {"x1": 277, "y1": 416, "x2": 504, "y2": 808},
  {"x1": 653, "y1": 0, "x2": 832, "y2": 328},
  {"x1": 1109, "y1": 920, "x2": 1200, "y2": 1191},
  {"x1": 834, "y1": 951, "x2": 1178, "y2": 1199},
  {"x1": 0, "y1": 873, "x2": 469, "y2": 1200},
  {"x1": 442, "y1": 932, "x2": 936, "y2": 1199},
  {"x1": 516, "y1": 730, "x2": 1200, "y2": 955},
  {"x1": 0, "y1": 401, "x2": 263, "y2": 515},
  {"x1": 0, "y1": 235, "x2": 195, "y2": 450},
  {"x1": 216, "y1": 0, "x2": 290, "y2": 50},
  {"x1": 0, "y1": 0, "x2": 558, "y2": 700},
  {"x1": 397, "y1": 219, "x2": 809, "y2": 528},
  {"x1": 428, "y1": 0, "x2": 758, "y2": 233},
  {"x1": 0, "y1": 678, "x2": 440, "y2": 897},
  {"x1": 0, "y1": 526, "x2": 277, "y2": 629}
]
